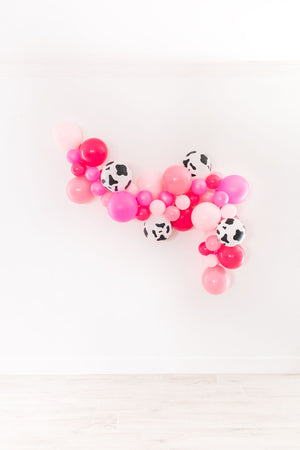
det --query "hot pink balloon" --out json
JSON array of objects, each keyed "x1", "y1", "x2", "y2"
[
  {"x1": 217, "y1": 175, "x2": 249, "y2": 204},
  {"x1": 66, "y1": 177, "x2": 93, "y2": 204},
  {"x1": 191, "y1": 202, "x2": 221, "y2": 231},
  {"x1": 202, "y1": 265, "x2": 231, "y2": 295},
  {"x1": 107, "y1": 191, "x2": 138, "y2": 222},
  {"x1": 162, "y1": 165, "x2": 192, "y2": 195},
  {"x1": 137, "y1": 172, "x2": 162, "y2": 198},
  {"x1": 54, "y1": 122, "x2": 83, "y2": 151}
]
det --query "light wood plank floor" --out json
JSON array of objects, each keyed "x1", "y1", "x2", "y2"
[{"x1": 0, "y1": 375, "x2": 299, "y2": 449}]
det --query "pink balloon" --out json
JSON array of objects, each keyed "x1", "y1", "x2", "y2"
[
  {"x1": 162, "y1": 165, "x2": 192, "y2": 195},
  {"x1": 213, "y1": 190, "x2": 229, "y2": 207},
  {"x1": 54, "y1": 122, "x2": 83, "y2": 151},
  {"x1": 221, "y1": 203, "x2": 237, "y2": 218},
  {"x1": 175, "y1": 195, "x2": 191, "y2": 210},
  {"x1": 191, "y1": 178, "x2": 207, "y2": 195},
  {"x1": 158, "y1": 190, "x2": 174, "y2": 206},
  {"x1": 206, "y1": 235, "x2": 221, "y2": 251},
  {"x1": 218, "y1": 175, "x2": 249, "y2": 204},
  {"x1": 191, "y1": 202, "x2": 221, "y2": 231},
  {"x1": 137, "y1": 190, "x2": 153, "y2": 206},
  {"x1": 101, "y1": 191, "x2": 113, "y2": 207},
  {"x1": 107, "y1": 191, "x2": 138, "y2": 222},
  {"x1": 126, "y1": 182, "x2": 139, "y2": 197},
  {"x1": 205, "y1": 254, "x2": 218, "y2": 267},
  {"x1": 66, "y1": 177, "x2": 93, "y2": 204},
  {"x1": 165, "y1": 205, "x2": 180, "y2": 221},
  {"x1": 200, "y1": 189, "x2": 215, "y2": 203},
  {"x1": 137, "y1": 172, "x2": 162, "y2": 198},
  {"x1": 202, "y1": 265, "x2": 231, "y2": 295},
  {"x1": 150, "y1": 199, "x2": 166, "y2": 216}
]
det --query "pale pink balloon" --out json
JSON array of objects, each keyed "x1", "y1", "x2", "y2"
[
  {"x1": 126, "y1": 182, "x2": 139, "y2": 197},
  {"x1": 206, "y1": 235, "x2": 221, "y2": 251},
  {"x1": 53, "y1": 122, "x2": 83, "y2": 151},
  {"x1": 191, "y1": 202, "x2": 221, "y2": 231},
  {"x1": 165, "y1": 206, "x2": 180, "y2": 221},
  {"x1": 205, "y1": 254, "x2": 218, "y2": 267},
  {"x1": 150, "y1": 199, "x2": 166, "y2": 216},
  {"x1": 137, "y1": 172, "x2": 162, "y2": 198},
  {"x1": 66, "y1": 177, "x2": 93, "y2": 204},
  {"x1": 202, "y1": 265, "x2": 231, "y2": 295},
  {"x1": 175, "y1": 194, "x2": 191, "y2": 210},
  {"x1": 101, "y1": 191, "x2": 113, "y2": 207},
  {"x1": 162, "y1": 165, "x2": 192, "y2": 195},
  {"x1": 221, "y1": 203, "x2": 237, "y2": 218}
]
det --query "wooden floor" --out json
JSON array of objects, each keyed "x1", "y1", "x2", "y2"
[{"x1": 0, "y1": 375, "x2": 299, "y2": 449}]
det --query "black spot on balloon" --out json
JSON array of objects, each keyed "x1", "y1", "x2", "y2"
[
  {"x1": 115, "y1": 164, "x2": 128, "y2": 176},
  {"x1": 144, "y1": 228, "x2": 148, "y2": 237},
  {"x1": 105, "y1": 161, "x2": 113, "y2": 168},
  {"x1": 183, "y1": 159, "x2": 189, "y2": 167},
  {"x1": 125, "y1": 180, "x2": 131, "y2": 189},
  {"x1": 190, "y1": 163, "x2": 196, "y2": 171},
  {"x1": 225, "y1": 218, "x2": 234, "y2": 225},
  {"x1": 186, "y1": 151, "x2": 197, "y2": 157},
  {"x1": 233, "y1": 229, "x2": 244, "y2": 241},
  {"x1": 157, "y1": 235, "x2": 167, "y2": 241},
  {"x1": 152, "y1": 230, "x2": 157, "y2": 238},
  {"x1": 156, "y1": 223, "x2": 165, "y2": 228},
  {"x1": 221, "y1": 234, "x2": 229, "y2": 244},
  {"x1": 166, "y1": 225, "x2": 170, "y2": 233},
  {"x1": 216, "y1": 229, "x2": 220, "y2": 234},
  {"x1": 200, "y1": 154, "x2": 208, "y2": 165},
  {"x1": 108, "y1": 175, "x2": 118, "y2": 186}
]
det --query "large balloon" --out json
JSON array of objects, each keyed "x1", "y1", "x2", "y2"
[
  {"x1": 217, "y1": 245, "x2": 245, "y2": 269},
  {"x1": 217, "y1": 175, "x2": 249, "y2": 204},
  {"x1": 66, "y1": 177, "x2": 93, "y2": 204},
  {"x1": 107, "y1": 191, "x2": 138, "y2": 222},
  {"x1": 79, "y1": 138, "x2": 108, "y2": 167},
  {"x1": 137, "y1": 172, "x2": 162, "y2": 198},
  {"x1": 202, "y1": 265, "x2": 230, "y2": 295},
  {"x1": 191, "y1": 202, "x2": 221, "y2": 231},
  {"x1": 162, "y1": 165, "x2": 192, "y2": 195}
]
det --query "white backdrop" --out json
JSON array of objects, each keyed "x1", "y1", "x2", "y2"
[{"x1": 0, "y1": 62, "x2": 299, "y2": 373}]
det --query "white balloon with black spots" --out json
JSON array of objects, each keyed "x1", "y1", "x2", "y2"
[
  {"x1": 143, "y1": 216, "x2": 173, "y2": 242},
  {"x1": 101, "y1": 161, "x2": 132, "y2": 192},
  {"x1": 183, "y1": 150, "x2": 212, "y2": 178},
  {"x1": 216, "y1": 218, "x2": 246, "y2": 247}
]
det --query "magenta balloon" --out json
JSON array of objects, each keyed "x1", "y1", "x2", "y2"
[
  {"x1": 107, "y1": 191, "x2": 138, "y2": 222},
  {"x1": 202, "y1": 265, "x2": 231, "y2": 295},
  {"x1": 217, "y1": 175, "x2": 249, "y2": 204}
]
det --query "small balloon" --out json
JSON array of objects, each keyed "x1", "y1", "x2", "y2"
[
  {"x1": 80, "y1": 138, "x2": 108, "y2": 167},
  {"x1": 66, "y1": 177, "x2": 93, "y2": 204},
  {"x1": 150, "y1": 199, "x2": 166, "y2": 216},
  {"x1": 136, "y1": 205, "x2": 151, "y2": 221},
  {"x1": 137, "y1": 190, "x2": 153, "y2": 206},
  {"x1": 213, "y1": 191, "x2": 229, "y2": 207},
  {"x1": 198, "y1": 242, "x2": 212, "y2": 256},
  {"x1": 206, "y1": 235, "x2": 221, "y2": 252},
  {"x1": 158, "y1": 190, "x2": 174, "y2": 206},
  {"x1": 221, "y1": 203, "x2": 237, "y2": 218},
  {"x1": 202, "y1": 265, "x2": 231, "y2": 295},
  {"x1": 191, "y1": 178, "x2": 207, "y2": 195},
  {"x1": 165, "y1": 206, "x2": 180, "y2": 221},
  {"x1": 172, "y1": 207, "x2": 193, "y2": 231}
]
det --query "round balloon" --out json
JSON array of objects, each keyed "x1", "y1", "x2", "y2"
[
  {"x1": 183, "y1": 150, "x2": 212, "y2": 178},
  {"x1": 107, "y1": 191, "x2": 138, "y2": 222},
  {"x1": 54, "y1": 122, "x2": 83, "y2": 151},
  {"x1": 79, "y1": 138, "x2": 108, "y2": 167},
  {"x1": 217, "y1": 175, "x2": 249, "y2": 204},
  {"x1": 216, "y1": 218, "x2": 246, "y2": 247},
  {"x1": 66, "y1": 177, "x2": 93, "y2": 204},
  {"x1": 191, "y1": 202, "x2": 221, "y2": 231},
  {"x1": 171, "y1": 207, "x2": 193, "y2": 231},
  {"x1": 217, "y1": 245, "x2": 245, "y2": 269},
  {"x1": 162, "y1": 165, "x2": 192, "y2": 195},
  {"x1": 143, "y1": 216, "x2": 173, "y2": 242},
  {"x1": 101, "y1": 161, "x2": 132, "y2": 192},
  {"x1": 137, "y1": 172, "x2": 162, "y2": 198},
  {"x1": 202, "y1": 265, "x2": 231, "y2": 295}
]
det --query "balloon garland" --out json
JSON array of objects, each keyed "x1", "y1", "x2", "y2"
[{"x1": 55, "y1": 122, "x2": 249, "y2": 295}]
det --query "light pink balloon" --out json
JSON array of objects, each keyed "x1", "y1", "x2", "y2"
[
  {"x1": 202, "y1": 265, "x2": 231, "y2": 295},
  {"x1": 175, "y1": 195, "x2": 191, "y2": 210},
  {"x1": 150, "y1": 199, "x2": 166, "y2": 216},
  {"x1": 206, "y1": 235, "x2": 221, "y2": 251},
  {"x1": 191, "y1": 202, "x2": 221, "y2": 231},
  {"x1": 66, "y1": 177, "x2": 93, "y2": 204},
  {"x1": 200, "y1": 189, "x2": 215, "y2": 203},
  {"x1": 126, "y1": 182, "x2": 139, "y2": 196},
  {"x1": 137, "y1": 172, "x2": 162, "y2": 198},
  {"x1": 101, "y1": 191, "x2": 113, "y2": 207},
  {"x1": 205, "y1": 254, "x2": 218, "y2": 267},
  {"x1": 53, "y1": 122, "x2": 83, "y2": 151},
  {"x1": 165, "y1": 206, "x2": 180, "y2": 221},
  {"x1": 221, "y1": 204, "x2": 237, "y2": 218}
]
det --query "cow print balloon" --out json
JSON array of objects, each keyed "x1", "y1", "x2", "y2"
[
  {"x1": 143, "y1": 216, "x2": 173, "y2": 242},
  {"x1": 183, "y1": 150, "x2": 212, "y2": 178},
  {"x1": 101, "y1": 161, "x2": 132, "y2": 192},
  {"x1": 216, "y1": 218, "x2": 246, "y2": 247}
]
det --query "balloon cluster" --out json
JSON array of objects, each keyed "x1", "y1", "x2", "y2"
[{"x1": 55, "y1": 123, "x2": 249, "y2": 295}]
